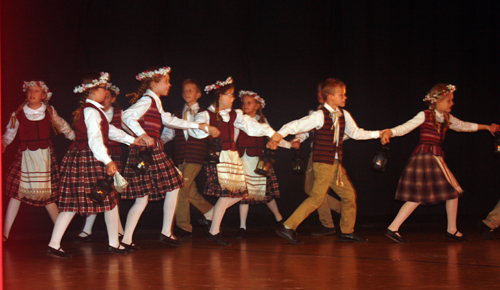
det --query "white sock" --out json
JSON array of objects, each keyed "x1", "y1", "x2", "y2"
[
  {"x1": 121, "y1": 196, "x2": 148, "y2": 245},
  {"x1": 266, "y1": 199, "x2": 282, "y2": 222},
  {"x1": 209, "y1": 197, "x2": 243, "y2": 235},
  {"x1": 48, "y1": 212, "x2": 76, "y2": 250},
  {"x1": 161, "y1": 188, "x2": 180, "y2": 238},
  {"x1": 81, "y1": 214, "x2": 97, "y2": 236},
  {"x1": 239, "y1": 203, "x2": 249, "y2": 230}
]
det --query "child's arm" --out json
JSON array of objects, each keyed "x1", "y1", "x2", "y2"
[
  {"x1": 447, "y1": 114, "x2": 498, "y2": 133},
  {"x1": 343, "y1": 110, "x2": 383, "y2": 140},
  {"x1": 108, "y1": 124, "x2": 137, "y2": 146},
  {"x1": 234, "y1": 109, "x2": 277, "y2": 139},
  {"x1": 277, "y1": 111, "x2": 324, "y2": 139},
  {"x1": 50, "y1": 106, "x2": 75, "y2": 140},
  {"x1": 382, "y1": 111, "x2": 426, "y2": 141},
  {"x1": 160, "y1": 127, "x2": 175, "y2": 144},
  {"x1": 121, "y1": 97, "x2": 151, "y2": 137},
  {"x1": 2, "y1": 112, "x2": 19, "y2": 152},
  {"x1": 188, "y1": 110, "x2": 211, "y2": 139},
  {"x1": 84, "y1": 108, "x2": 115, "y2": 171}
]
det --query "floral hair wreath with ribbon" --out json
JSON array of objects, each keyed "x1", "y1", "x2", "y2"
[
  {"x1": 135, "y1": 66, "x2": 171, "y2": 81},
  {"x1": 106, "y1": 82, "x2": 120, "y2": 96},
  {"x1": 73, "y1": 72, "x2": 110, "y2": 94},
  {"x1": 23, "y1": 81, "x2": 53, "y2": 100},
  {"x1": 239, "y1": 90, "x2": 266, "y2": 108},
  {"x1": 423, "y1": 84, "x2": 456, "y2": 104},
  {"x1": 204, "y1": 77, "x2": 233, "y2": 94}
]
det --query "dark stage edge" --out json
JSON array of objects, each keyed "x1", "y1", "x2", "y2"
[{"x1": 3, "y1": 222, "x2": 500, "y2": 290}]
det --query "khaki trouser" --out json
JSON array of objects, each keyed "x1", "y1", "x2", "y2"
[
  {"x1": 175, "y1": 162, "x2": 213, "y2": 232},
  {"x1": 285, "y1": 160, "x2": 357, "y2": 234},
  {"x1": 483, "y1": 198, "x2": 500, "y2": 230},
  {"x1": 304, "y1": 154, "x2": 341, "y2": 228}
]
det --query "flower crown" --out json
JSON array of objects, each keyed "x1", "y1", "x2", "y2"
[
  {"x1": 136, "y1": 66, "x2": 171, "y2": 81},
  {"x1": 204, "y1": 77, "x2": 233, "y2": 94},
  {"x1": 239, "y1": 90, "x2": 266, "y2": 108},
  {"x1": 106, "y1": 82, "x2": 120, "y2": 95},
  {"x1": 423, "y1": 84, "x2": 456, "y2": 103},
  {"x1": 23, "y1": 81, "x2": 53, "y2": 100},
  {"x1": 73, "y1": 72, "x2": 110, "y2": 93}
]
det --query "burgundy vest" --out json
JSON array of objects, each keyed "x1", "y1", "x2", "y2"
[
  {"x1": 173, "y1": 108, "x2": 208, "y2": 165},
  {"x1": 208, "y1": 110, "x2": 237, "y2": 151},
  {"x1": 236, "y1": 130, "x2": 265, "y2": 157},
  {"x1": 312, "y1": 107, "x2": 345, "y2": 165},
  {"x1": 70, "y1": 103, "x2": 109, "y2": 150},
  {"x1": 16, "y1": 108, "x2": 53, "y2": 151},
  {"x1": 138, "y1": 97, "x2": 162, "y2": 139},
  {"x1": 107, "y1": 107, "x2": 122, "y2": 156},
  {"x1": 412, "y1": 110, "x2": 448, "y2": 156}
]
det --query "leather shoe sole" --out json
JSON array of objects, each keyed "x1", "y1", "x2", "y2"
[{"x1": 120, "y1": 242, "x2": 141, "y2": 251}]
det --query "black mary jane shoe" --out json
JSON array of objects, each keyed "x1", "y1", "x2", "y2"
[
  {"x1": 446, "y1": 230, "x2": 468, "y2": 242},
  {"x1": 159, "y1": 233, "x2": 180, "y2": 247},
  {"x1": 207, "y1": 233, "x2": 231, "y2": 246},
  {"x1": 118, "y1": 233, "x2": 124, "y2": 241},
  {"x1": 120, "y1": 242, "x2": 141, "y2": 251},
  {"x1": 235, "y1": 228, "x2": 246, "y2": 239},
  {"x1": 385, "y1": 229, "x2": 408, "y2": 243},
  {"x1": 108, "y1": 245, "x2": 130, "y2": 254},
  {"x1": 276, "y1": 223, "x2": 304, "y2": 245},
  {"x1": 477, "y1": 221, "x2": 493, "y2": 240},
  {"x1": 71, "y1": 231, "x2": 93, "y2": 243},
  {"x1": 47, "y1": 246, "x2": 72, "y2": 258}
]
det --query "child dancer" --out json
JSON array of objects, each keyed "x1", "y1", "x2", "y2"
[
  {"x1": 188, "y1": 77, "x2": 281, "y2": 246},
  {"x1": 47, "y1": 72, "x2": 141, "y2": 257},
  {"x1": 235, "y1": 90, "x2": 285, "y2": 238},
  {"x1": 73, "y1": 83, "x2": 125, "y2": 242},
  {"x1": 383, "y1": 83, "x2": 499, "y2": 243},
  {"x1": 272, "y1": 78, "x2": 386, "y2": 245},
  {"x1": 171, "y1": 79, "x2": 213, "y2": 239},
  {"x1": 121, "y1": 67, "x2": 211, "y2": 249},
  {"x1": 2, "y1": 80, "x2": 74, "y2": 242}
]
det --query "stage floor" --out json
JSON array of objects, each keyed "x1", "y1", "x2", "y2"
[{"x1": 3, "y1": 221, "x2": 500, "y2": 290}]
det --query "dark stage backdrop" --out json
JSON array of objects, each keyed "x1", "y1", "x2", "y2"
[{"x1": 2, "y1": 0, "x2": 500, "y2": 224}]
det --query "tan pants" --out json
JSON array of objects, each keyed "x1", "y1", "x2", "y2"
[
  {"x1": 304, "y1": 154, "x2": 341, "y2": 229},
  {"x1": 285, "y1": 160, "x2": 357, "y2": 234},
  {"x1": 175, "y1": 162, "x2": 213, "y2": 232},
  {"x1": 483, "y1": 198, "x2": 500, "y2": 230}
]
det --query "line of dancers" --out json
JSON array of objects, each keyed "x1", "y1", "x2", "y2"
[{"x1": 2, "y1": 68, "x2": 499, "y2": 258}]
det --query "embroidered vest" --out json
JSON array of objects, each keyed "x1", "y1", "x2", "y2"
[
  {"x1": 107, "y1": 107, "x2": 122, "y2": 156},
  {"x1": 16, "y1": 109, "x2": 53, "y2": 151},
  {"x1": 70, "y1": 103, "x2": 109, "y2": 150},
  {"x1": 412, "y1": 109, "x2": 448, "y2": 156},
  {"x1": 236, "y1": 130, "x2": 265, "y2": 157},
  {"x1": 173, "y1": 109, "x2": 208, "y2": 165},
  {"x1": 138, "y1": 96, "x2": 163, "y2": 139},
  {"x1": 208, "y1": 110, "x2": 237, "y2": 151},
  {"x1": 312, "y1": 107, "x2": 345, "y2": 165}
]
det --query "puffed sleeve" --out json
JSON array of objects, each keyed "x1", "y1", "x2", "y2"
[
  {"x1": 233, "y1": 109, "x2": 275, "y2": 138},
  {"x1": 84, "y1": 108, "x2": 112, "y2": 165},
  {"x1": 188, "y1": 110, "x2": 210, "y2": 139},
  {"x1": 389, "y1": 111, "x2": 425, "y2": 137},
  {"x1": 2, "y1": 112, "x2": 19, "y2": 150},
  {"x1": 448, "y1": 114, "x2": 479, "y2": 132},
  {"x1": 50, "y1": 106, "x2": 75, "y2": 140}
]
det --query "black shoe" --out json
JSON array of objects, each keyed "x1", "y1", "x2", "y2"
[
  {"x1": 276, "y1": 223, "x2": 304, "y2": 245},
  {"x1": 120, "y1": 242, "x2": 141, "y2": 251},
  {"x1": 207, "y1": 233, "x2": 231, "y2": 246},
  {"x1": 338, "y1": 232, "x2": 367, "y2": 243},
  {"x1": 311, "y1": 226, "x2": 336, "y2": 236},
  {"x1": 71, "y1": 232, "x2": 93, "y2": 243},
  {"x1": 446, "y1": 230, "x2": 468, "y2": 242},
  {"x1": 235, "y1": 228, "x2": 246, "y2": 239},
  {"x1": 478, "y1": 221, "x2": 493, "y2": 240},
  {"x1": 47, "y1": 246, "x2": 72, "y2": 258},
  {"x1": 385, "y1": 229, "x2": 408, "y2": 243},
  {"x1": 108, "y1": 245, "x2": 130, "y2": 254},
  {"x1": 197, "y1": 216, "x2": 212, "y2": 234},
  {"x1": 118, "y1": 233, "x2": 124, "y2": 241},
  {"x1": 175, "y1": 228, "x2": 193, "y2": 240},
  {"x1": 159, "y1": 233, "x2": 180, "y2": 247}
]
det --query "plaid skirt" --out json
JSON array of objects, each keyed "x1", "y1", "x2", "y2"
[
  {"x1": 5, "y1": 146, "x2": 59, "y2": 207},
  {"x1": 58, "y1": 147, "x2": 119, "y2": 214},
  {"x1": 122, "y1": 144, "x2": 183, "y2": 201},
  {"x1": 204, "y1": 163, "x2": 248, "y2": 198},
  {"x1": 395, "y1": 152, "x2": 461, "y2": 204},
  {"x1": 241, "y1": 167, "x2": 280, "y2": 204},
  {"x1": 111, "y1": 155, "x2": 123, "y2": 174}
]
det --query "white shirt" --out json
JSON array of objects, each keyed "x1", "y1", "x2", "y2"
[
  {"x1": 188, "y1": 105, "x2": 276, "y2": 140},
  {"x1": 121, "y1": 89, "x2": 199, "y2": 137},
  {"x1": 233, "y1": 114, "x2": 292, "y2": 149},
  {"x1": 2, "y1": 103, "x2": 75, "y2": 148},
  {"x1": 84, "y1": 99, "x2": 135, "y2": 165},
  {"x1": 104, "y1": 106, "x2": 114, "y2": 123},
  {"x1": 389, "y1": 110, "x2": 479, "y2": 137}
]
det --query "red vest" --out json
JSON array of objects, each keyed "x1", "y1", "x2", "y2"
[
  {"x1": 412, "y1": 109, "x2": 448, "y2": 156},
  {"x1": 312, "y1": 107, "x2": 345, "y2": 165},
  {"x1": 173, "y1": 109, "x2": 208, "y2": 165},
  {"x1": 138, "y1": 97, "x2": 162, "y2": 139},
  {"x1": 208, "y1": 110, "x2": 237, "y2": 151},
  {"x1": 236, "y1": 130, "x2": 265, "y2": 157},
  {"x1": 107, "y1": 107, "x2": 122, "y2": 156},
  {"x1": 70, "y1": 103, "x2": 109, "y2": 150},
  {"x1": 16, "y1": 108, "x2": 53, "y2": 151}
]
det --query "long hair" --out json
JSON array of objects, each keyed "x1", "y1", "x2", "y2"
[
  {"x1": 208, "y1": 83, "x2": 235, "y2": 121},
  {"x1": 126, "y1": 67, "x2": 164, "y2": 105},
  {"x1": 425, "y1": 83, "x2": 452, "y2": 132},
  {"x1": 72, "y1": 72, "x2": 104, "y2": 126}
]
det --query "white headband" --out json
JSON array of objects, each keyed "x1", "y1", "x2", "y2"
[
  {"x1": 23, "y1": 81, "x2": 52, "y2": 100},
  {"x1": 73, "y1": 72, "x2": 110, "y2": 93},
  {"x1": 239, "y1": 90, "x2": 266, "y2": 108},
  {"x1": 204, "y1": 77, "x2": 233, "y2": 94},
  {"x1": 136, "y1": 66, "x2": 171, "y2": 81}
]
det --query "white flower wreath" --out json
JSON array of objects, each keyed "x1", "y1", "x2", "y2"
[
  {"x1": 73, "y1": 72, "x2": 110, "y2": 93},
  {"x1": 204, "y1": 77, "x2": 233, "y2": 94},
  {"x1": 239, "y1": 90, "x2": 266, "y2": 108},
  {"x1": 106, "y1": 82, "x2": 120, "y2": 95},
  {"x1": 23, "y1": 81, "x2": 53, "y2": 99},
  {"x1": 423, "y1": 84, "x2": 456, "y2": 103},
  {"x1": 136, "y1": 66, "x2": 171, "y2": 81}
]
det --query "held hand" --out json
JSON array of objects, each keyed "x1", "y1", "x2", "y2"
[
  {"x1": 266, "y1": 140, "x2": 278, "y2": 150},
  {"x1": 291, "y1": 138, "x2": 301, "y2": 150},
  {"x1": 380, "y1": 129, "x2": 392, "y2": 145},
  {"x1": 105, "y1": 161, "x2": 117, "y2": 176},
  {"x1": 133, "y1": 135, "x2": 147, "y2": 146},
  {"x1": 140, "y1": 133, "x2": 155, "y2": 148},
  {"x1": 198, "y1": 123, "x2": 209, "y2": 133},
  {"x1": 270, "y1": 132, "x2": 283, "y2": 144},
  {"x1": 490, "y1": 123, "x2": 500, "y2": 135},
  {"x1": 208, "y1": 126, "x2": 220, "y2": 138}
]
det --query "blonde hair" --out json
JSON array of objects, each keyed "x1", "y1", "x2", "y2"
[
  {"x1": 127, "y1": 67, "x2": 165, "y2": 105},
  {"x1": 241, "y1": 94, "x2": 266, "y2": 124},
  {"x1": 321, "y1": 78, "x2": 346, "y2": 100},
  {"x1": 426, "y1": 83, "x2": 452, "y2": 132}
]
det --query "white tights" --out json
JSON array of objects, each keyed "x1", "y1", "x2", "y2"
[
  {"x1": 3, "y1": 198, "x2": 58, "y2": 239},
  {"x1": 238, "y1": 199, "x2": 283, "y2": 230},
  {"x1": 209, "y1": 197, "x2": 243, "y2": 235},
  {"x1": 79, "y1": 206, "x2": 124, "y2": 237}
]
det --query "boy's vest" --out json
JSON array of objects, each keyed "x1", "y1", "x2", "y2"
[
  {"x1": 312, "y1": 106, "x2": 345, "y2": 164},
  {"x1": 173, "y1": 108, "x2": 208, "y2": 165}
]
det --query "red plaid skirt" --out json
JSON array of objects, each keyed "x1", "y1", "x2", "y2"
[
  {"x1": 111, "y1": 155, "x2": 123, "y2": 173},
  {"x1": 395, "y1": 152, "x2": 461, "y2": 204},
  {"x1": 240, "y1": 167, "x2": 280, "y2": 204},
  {"x1": 122, "y1": 144, "x2": 184, "y2": 201},
  {"x1": 204, "y1": 163, "x2": 248, "y2": 198},
  {"x1": 58, "y1": 147, "x2": 119, "y2": 214},
  {"x1": 5, "y1": 146, "x2": 60, "y2": 207}
]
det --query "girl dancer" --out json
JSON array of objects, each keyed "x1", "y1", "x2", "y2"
[
  {"x1": 2, "y1": 80, "x2": 74, "y2": 242},
  {"x1": 383, "y1": 83, "x2": 499, "y2": 243},
  {"x1": 47, "y1": 72, "x2": 141, "y2": 257},
  {"x1": 189, "y1": 77, "x2": 281, "y2": 246},
  {"x1": 121, "y1": 67, "x2": 211, "y2": 249}
]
